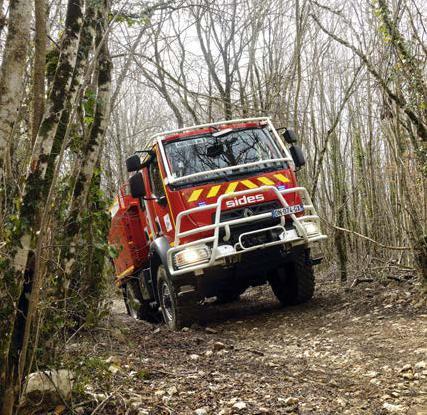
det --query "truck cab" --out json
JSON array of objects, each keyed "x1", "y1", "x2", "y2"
[{"x1": 109, "y1": 117, "x2": 327, "y2": 329}]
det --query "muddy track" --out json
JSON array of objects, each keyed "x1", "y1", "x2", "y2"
[{"x1": 72, "y1": 277, "x2": 427, "y2": 415}]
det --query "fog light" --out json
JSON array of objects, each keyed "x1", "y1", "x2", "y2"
[
  {"x1": 173, "y1": 245, "x2": 210, "y2": 269},
  {"x1": 303, "y1": 222, "x2": 319, "y2": 235}
]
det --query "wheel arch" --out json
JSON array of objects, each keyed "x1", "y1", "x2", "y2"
[{"x1": 149, "y1": 237, "x2": 171, "y2": 302}]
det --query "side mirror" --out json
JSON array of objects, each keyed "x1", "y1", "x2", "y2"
[
  {"x1": 126, "y1": 154, "x2": 142, "y2": 172},
  {"x1": 129, "y1": 172, "x2": 146, "y2": 198},
  {"x1": 290, "y1": 144, "x2": 305, "y2": 169},
  {"x1": 283, "y1": 129, "x2": 298, "y2": 144}
]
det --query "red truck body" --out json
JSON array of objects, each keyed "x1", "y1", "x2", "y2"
[{"x1": 108, "y1": 117, "x2": 326, "y2": 329}]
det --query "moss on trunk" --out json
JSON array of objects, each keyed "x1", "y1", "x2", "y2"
[{"x1": 0, "y1": 0, "x2": 84, "y2": 411}]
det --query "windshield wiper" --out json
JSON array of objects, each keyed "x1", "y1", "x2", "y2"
[
  {"x1": 177, "y1": 170, "x2": 230, "y2": 187},
  {"x1": 227, "y1": 162, "x2": 285, "y2": 178}
]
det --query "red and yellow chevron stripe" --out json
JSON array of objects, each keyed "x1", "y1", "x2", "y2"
[{"x1": 187, "y1": 173, "x2": 291, "y2": 202}]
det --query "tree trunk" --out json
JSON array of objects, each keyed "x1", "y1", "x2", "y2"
[
  {"x1": 45, "y1": 2, "x2": 98, "y2": 184},
  {"x1": 0, "y1": 0, "x2": 32, "y2": 228},
  {"x1": 65, "y1": 45, "x2": 112, "y2": 275},
  {"x1": 0, "y1": 1, "x2": 84, "y2": 412},
  {"x1": 62, "y1": 1, "x2": 112, "y2": 323},
  {"x1": 31, "y1": 0, "x2": 47, "y2": 145}
]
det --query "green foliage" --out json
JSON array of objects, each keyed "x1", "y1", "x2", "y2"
[
  {"x1": 373, "y1": 0, "x2": 425, "y2": 112},
  {"x1": 45, "y1": 47, "x2": 60, "y2": 82},
  {"x1": 136, "y1": 369, "x2": 151, "y2": 380},
  {"x1": 86, "y1": 0, "x2": 103, "y2": 8},
  {"x1": 30, "y1": 166, "x2": 113, "y2": 368},
  {"x1": 83, "y1": 89, "x2": 97, "y2": 127},
  {"x1": 65, "y1": 167, "x2": 112, "y2": 328},
  {"x1": 80, "y1": 356, "x2": 110, "y2": 373},
  {"x1": 72, "y1": 356, "x2": 113, "y2": 396},
  {"x1": 107, "y1": 243, "x2": 120, "y2": 260}
]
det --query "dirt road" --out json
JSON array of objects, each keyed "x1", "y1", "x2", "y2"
[{"x1": 72, "y1": 277, "x2": 427, "y2": 414}]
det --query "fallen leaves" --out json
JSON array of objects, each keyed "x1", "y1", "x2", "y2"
[{"x1": 59, "y1": 279, "x2": 426, "y2": 414}]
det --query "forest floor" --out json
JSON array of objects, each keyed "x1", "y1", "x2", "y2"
[{"x1": 65, "y1": 274, "x2": 427, "y2": 415}]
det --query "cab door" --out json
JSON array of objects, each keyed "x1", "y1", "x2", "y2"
[{"x1": 145, "y1": 150, "x2": 174, "y2": 242}]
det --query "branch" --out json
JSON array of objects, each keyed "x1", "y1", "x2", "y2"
[
  {"x1": 310, "y1": 12, "x2": 427, "y2": 142},
  {"x1": 320, "y1": 217, "x2": 411, "y2": 251},
  {"x1": 310, "y1": 64, "x2": 363, "y2": 198}
]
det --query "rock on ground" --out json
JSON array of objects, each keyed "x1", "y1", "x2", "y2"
[{"x1": 21, "y1": 369, "x2": 74, "y2": 409}]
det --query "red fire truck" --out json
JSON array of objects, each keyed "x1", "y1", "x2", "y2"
[{"x1": 109, "y1": 117, "x2": 327, "y2": 329}]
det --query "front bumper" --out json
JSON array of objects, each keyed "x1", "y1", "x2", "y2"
[{"x1": 167, "y1": 186, "x2": 327, "y2": 276}]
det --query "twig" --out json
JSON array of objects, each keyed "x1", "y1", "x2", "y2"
[
  {"x1": 320, "y1": 217, "x2": 411, "y2": 251},
  {"x1": 90, "y1": 385, "x2": 123, "y2": 415},
  {"x1": 65, "y1": 323, "x2": 86, "y2": 345},
  {"x1": 371, "y1": 257, "x2": 416, "y2": 270}
]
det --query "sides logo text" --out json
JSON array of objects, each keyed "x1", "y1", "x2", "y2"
[{"x1": 225, "y1": 194, "x2": 264, "y2": 208}]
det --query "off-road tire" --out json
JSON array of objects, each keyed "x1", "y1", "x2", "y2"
[
  {"x1": 157, "y1": 265, "x2": 199, "y2": 330},
  {"x1": 123, "y1": 279, "x2": 159, "y2": 322},
  {"x1": 270, "y1": 252, "x2": 314, "y2": 306}
]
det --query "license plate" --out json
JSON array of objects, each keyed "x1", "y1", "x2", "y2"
[{"x1": 271, "y1": 204, "x2": 304, "y2": 218}]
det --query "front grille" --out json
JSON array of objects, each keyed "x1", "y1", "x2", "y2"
[
  {"x1": 239, "y1": 226, "x2": 283, "y2": 249},
  {"x1": 212, "y1": 201, "x2": 283, "y2": 246}
]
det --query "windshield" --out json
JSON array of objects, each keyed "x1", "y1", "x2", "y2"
[{"x1": 164, "y1": 128, "x2": 283, "y2": 181}]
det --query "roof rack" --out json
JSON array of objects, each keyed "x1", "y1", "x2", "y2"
[{"x1": 146, "y1": 116, "x2": 271, "y2": 148}]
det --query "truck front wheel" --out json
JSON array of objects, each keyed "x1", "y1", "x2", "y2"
[
  {"x1": 269, "y1": 251, "x2": 315, "y2": 306},
  {"x1": 157, "y1": 265, "x2": 198, "y2": 330}
]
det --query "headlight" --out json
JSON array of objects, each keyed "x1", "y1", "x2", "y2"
[
  {"x1": 173, "y1": 245, "x2": 210, "y2": 269},
  {"x1": 303, "y1": 222, "x2": 320, "y2": 235}
]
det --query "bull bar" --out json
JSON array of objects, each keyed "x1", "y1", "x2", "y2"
[{"x1": 167, "y1": 185, "x2": 327, "y2": 276}]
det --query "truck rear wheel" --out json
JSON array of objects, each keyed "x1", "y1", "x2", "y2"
[
  {"x1": 157, "y1": 265, "x2": 199, "y2": 330},
  {"x1": 269, "y1": 251, "x2": 315, "y2": 305},
  {"x1": 123, "y1": 279, "x2": 159, "y2": 322}
]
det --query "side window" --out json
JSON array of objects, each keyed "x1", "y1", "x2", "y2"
[{"x1": 149, "y1": 156, "x2": 165, "y2": 199}]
